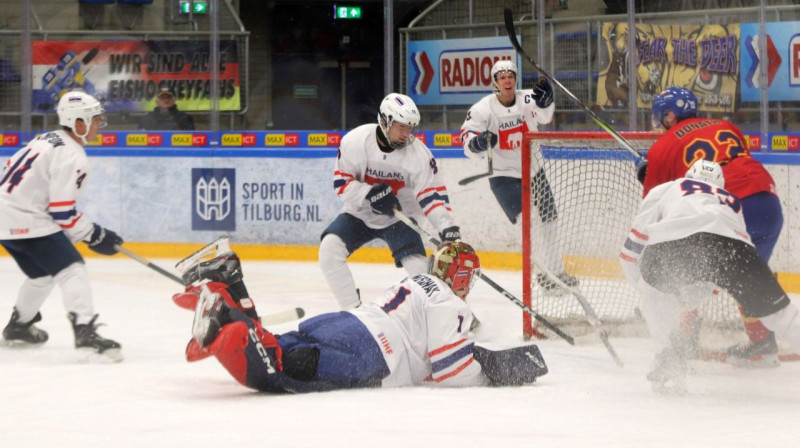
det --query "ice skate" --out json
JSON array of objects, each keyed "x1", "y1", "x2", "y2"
[
  {"x1": 536, "y1": 272, "x2": 579, "y2": 296},
  {"x1": 726, "y1": 333, "x2": 780, "y2": 369},
  {"x1": 68, "y1": 313, "x2": 123, "y2": 363},
  {"x1": 175, "y1": 236, "x2": 236, "y2": 285},
  {"x1": 2, "y1": 309, "x2": 48, "y2": 346},
  {"x1": 647, "y1": 346, "x2": 688, "y2": 395}
]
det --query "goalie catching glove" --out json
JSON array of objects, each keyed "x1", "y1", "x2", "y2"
[
  {"x1": 468, "y1": 131, "x2": 498, "y2": 153},
  {"x1": 85, "y1": 224, "x2": 123, "y2": 256},
  {"x1": 367, "y1": 182, "x2": 401, "y2": 216}
]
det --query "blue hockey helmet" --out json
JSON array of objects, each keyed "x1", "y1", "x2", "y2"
[{"x1": 651, "y1": 87, "x2": 698, "y2": 130}]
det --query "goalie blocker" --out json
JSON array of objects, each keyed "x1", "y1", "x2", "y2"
[{"x1": 182, "y1": 242, "x2": 548, "y2": 393}]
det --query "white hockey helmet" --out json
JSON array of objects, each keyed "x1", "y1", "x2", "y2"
[
  {"x1": 685, "y1": 159, "x2": 724, "y2": 188},
  {"x1": 491, "y1": 59, "x2": 517, "y2": 95},
  {"x1": 57, "y1": 90, "x2": 106, "y2": 144},
  {"x1": 377, "y1": 93, "x2": 420, "y2": 150}
]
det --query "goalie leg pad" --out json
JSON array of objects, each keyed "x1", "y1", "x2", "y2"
[
  {"x1": 473, "y1": 345, "x2": 548, "y2": 386},
  {"x1": 174, "y1": 282, "x2": 258, "y2": 318}
]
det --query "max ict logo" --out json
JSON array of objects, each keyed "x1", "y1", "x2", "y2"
[
  {"x1": 1, "y1": 134, "x2": 20, "y2": 146},
  {"x1": 192, "y1": 168, "x2": 236, "y2": 231}
]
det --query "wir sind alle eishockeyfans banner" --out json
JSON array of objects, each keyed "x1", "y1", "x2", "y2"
[{"x1": 32, "y1": 40, "x2": 241, "y2": 113}]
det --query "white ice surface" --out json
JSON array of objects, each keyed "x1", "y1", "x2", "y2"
[{"x1": 1, "y1": 256, "x2": 798, "y2": 448}]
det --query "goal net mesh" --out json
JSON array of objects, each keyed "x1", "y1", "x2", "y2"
[{"x1": 521, "y1": 132, "x2": 742, "y2": 340}]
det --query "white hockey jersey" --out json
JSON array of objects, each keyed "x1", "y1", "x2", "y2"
[
  {"x1": 333, "y1": 123, "x2": 456, "y2": 232},
  {"x1": 619, "y1": 177, "x2": 753, "y2": 288},
  {"x1": 0, "y1": 131, "x2": 95, "y2": 242},
  {"x1": 460, "y1": 91, "x2": 554, "y2": 178},
  {"x1": 349, "y1": 274, "x2": 490, "y2": 388}
]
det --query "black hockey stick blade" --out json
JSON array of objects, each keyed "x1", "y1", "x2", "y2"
[
  {"x1": 392, "y1": 209, "x2": 575, "y2": 345},
  {"x1": 502, "y1": 8, "x2": 640, "y2": 161},
  {"x1": 458, "y1": 135, "x2": 494, "y2": 186},
  {"x1": 457, "y1": 171, "x2": 491, "y2": 186}
]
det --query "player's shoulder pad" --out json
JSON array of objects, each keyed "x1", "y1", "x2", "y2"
[{"x1": 473, "y1": 345, "x2": 548, "y2": 386}]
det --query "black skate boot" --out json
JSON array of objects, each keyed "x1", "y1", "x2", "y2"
[
  {"x1": 726, "y1": 332, "x2": 780, "y2": 368},
  {"x1": 68, "y1": 313, "x2": 123, "y2": 362},
  {"x1": 3, "y1": 309, "x2": 48, "y2": 345},
  {"x1": 192, "y1": 285, "x2": 233, "y2": 347},
  {"x1": 536, "y1": 272, "x2": 580, "y2": 296}
]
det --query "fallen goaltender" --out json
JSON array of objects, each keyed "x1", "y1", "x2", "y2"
[{"x1": 174, "y1": 239, "x2": 548, "y2": 393}]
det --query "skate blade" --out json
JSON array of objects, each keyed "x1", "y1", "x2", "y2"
[
  {"x1": 175, "y1": 237, "x2": 232, "y2": 274},
  {"x1": 727, "y1": 354, "x2": 780, "y2": 369},
  {"x1": 3, "y1": 339, "x2": 47, "y2": 348},
  {"x1": 76, "y1": 347, "x2": 124, "y2": 364}
]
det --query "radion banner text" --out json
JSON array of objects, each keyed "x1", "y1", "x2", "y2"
[
  {"x1": 32, "y1": 40, "x2": 241, "y2": 113},
  {"x1": 407, "y1": 37, "x2": 519, "y2": 106}
]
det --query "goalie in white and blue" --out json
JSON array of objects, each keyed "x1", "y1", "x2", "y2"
[{"x1": 182, "y1": 240, "x2": 548, "y2": 393}]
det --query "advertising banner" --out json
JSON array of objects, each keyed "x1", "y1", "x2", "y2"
[
  {"x1": 597, "y1": 23, "x2": 739, "y2": 112},
  {"x1": 407, "y1": 36, "x2": 519, "y2": 105},
  {"x1": 740, "y1": 21, "x2": 800, "y2": 102},
  {"x1": 32, "y1": 40, "x2": 241, "y2": 112}
]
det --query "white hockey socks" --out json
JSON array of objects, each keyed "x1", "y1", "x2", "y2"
[
  {"x1": 54, "y1": 262, "x2": 95, "y2": 325},
  {"x1": 14, "y1": 275, "x2": 56, "y2": 323},
  {"x1": 760, "y1": 303, "x2": 800, "y2": 354},
  {"x1": 318, "y1": 234, "x2": 361, "y2": 309},
  {"x1": 638, "y1": 283, "x2": 682, "y2": 351}
]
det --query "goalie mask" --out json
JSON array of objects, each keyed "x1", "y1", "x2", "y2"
[
  {"x1": 428, "y1": 241, "x2": 481, "y2": 299},
  {"x1": 651, "y1": 87, "x2": 697, "y2": 130},
  {"x1": 57, "y1": 90, "x2": 106, "y2": 145},
  {"x1": 685, "y1": 159, "x2": 725, "y2": 188},
  {"x1": 491, "y1": 60, "x2": 517, "y2": 96},
  {"x1": 378, "y1": 93, "x2": 420, "y2": 150}
]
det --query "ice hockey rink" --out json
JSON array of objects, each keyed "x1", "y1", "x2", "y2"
[{"x1": 1, "y1": 255, "x2": 798, "y2": 448}]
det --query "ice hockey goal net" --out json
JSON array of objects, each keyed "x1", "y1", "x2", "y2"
[{"x1": 521, "y1": 131, "x2": 742, "y2": 339}]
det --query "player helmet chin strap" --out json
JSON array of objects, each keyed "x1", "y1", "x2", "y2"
[{"x1": 73, "y1": 125, "x2": 90, "y2": 146}]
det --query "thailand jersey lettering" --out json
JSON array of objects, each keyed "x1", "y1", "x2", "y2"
[
  {"x1": 332, "y1": 123, "x2": 455, "y2": 232},
  {"x1": 348, "y1": 274, "x2": 489, "y2": 388},
  {"x1": 460, "y1": 90, "x2": 554, "y2": 178},
  {"x1": 0, "y1": 130, "x2": 94, "y2": 242},
  {"x1": 643, "y1": 118, "x2": 775, "y2": 198}
]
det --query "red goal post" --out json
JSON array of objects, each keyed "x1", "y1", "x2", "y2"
[{"x1": 521, "y1": 131, "x2": 662, "y2": 338}]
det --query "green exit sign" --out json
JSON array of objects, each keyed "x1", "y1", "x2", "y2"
[
  {"x1": 179, "y1": 1, "x2": 208, "y2": 15},
  {"x1": 334, "y1": 5, "x2": 362, "y2": 19}
]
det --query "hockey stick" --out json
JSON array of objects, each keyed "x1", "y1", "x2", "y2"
[
  {"x1": 530, "y1": 258, "x2": 624, "y2": 367},
  {"x1": 392, "y1": 210, "x2": 574, "y2": 345},
  {"x1": 115, "y1": 245, "x2": 183, "y2": 284},
  {"x1": 503, "y1": 8, "x2": 642, "y2": 162},
  {"x1": 114, "y1": 244, "x2": 304, "y2": 326},
  {"x1": 458, "y1": 134, "x2": 494, "y2": 186}
]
